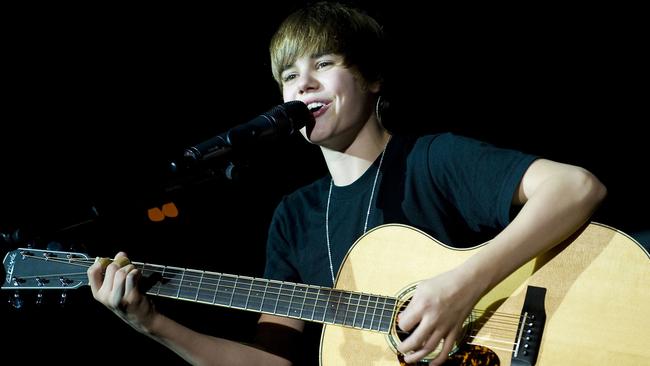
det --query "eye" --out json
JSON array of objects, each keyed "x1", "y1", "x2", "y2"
[
  {"x1": 282, "y1": 73, "x2": 297, "y2": 82},
  {"x1": 316, "y1": 60, "x2": 333, "y2": 69}
]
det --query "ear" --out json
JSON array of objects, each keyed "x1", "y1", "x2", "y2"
[{"x1": 368, "y1": 79, "x2": 382, "y2": 93}]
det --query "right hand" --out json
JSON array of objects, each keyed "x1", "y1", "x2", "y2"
[{"x1": 87, "y1": 252, "x2": 156, "y2": 333}]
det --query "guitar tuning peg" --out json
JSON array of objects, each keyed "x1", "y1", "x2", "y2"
[
  {"x1": 9, "y1": 291, "x2": 24, "y2": 309},
  {"x1": 59, "y1": 291, "x2": 68, "y2": 306},
  {"x1": 35, "y1": 290, "x2": 45, "y2": 306}
]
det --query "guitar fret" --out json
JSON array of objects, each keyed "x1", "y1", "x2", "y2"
[
  {"x1": 246, "y1": 279, "x2": 264, "y2": 311},
  {"x1": 211, "y1": 274, "x2": 222, "y2": 305},
  {"x1": 351, "y1": 292, "x2": 362, "y2": 327},
  {"x1": 176, "y1": 269, "x2": 186, "y2": 299},
  {"x1": 376, "y1": 297, "x2": 387, "y2": 332},
  {"x1": 340, "y1": 291, "x2": 350, "y2": 326},
  {"x1": 243, "y1": 278, "x2": 254, "y2": 309},
  {"x1": 287, "y1": 285, "x2": 296, "y2": 315},
  {"x1": 323, "y1": 289, "x2": 337, "y2": 323},
  {"x1": 368, "y1": 295, "x2": 379, "y2": 331},
  {"x1": 333, "y1": 291, "x2": 349, "y2": 325},
  {"x1": 158, "y1": 267, "x2": 183, "y2": 298},
  {"x1": 156, "y1": 266, "x2": 166, "y2": 296},
  {"x1": 230, "y1": 276, "x2": 252, "y2": 309},
  {"x1": 304, "y1": 287, "x2": 318, "y2": 321},
  {"x1": 297, "y1": 285, "x2": 307, "y2": 319},
  {"x1": 289, "y1": 286, "x2": 305, "y2": 318},
  {"x1": 331, "y1": 291, "x2": 341, "y2": 324},
  {"x1": 272, "y1": 282, "x2": 282, "y2": 314},
  {"x1": 178, "y1": 269, "x2": 201, "y2": 300},
  {"x1": 345, "y1": 292, "x2": 361, "y2": 327},
  {"x1": 379, "y1": 297, "x2": 396, "y2": 332},
  {"x1": 315, "y1": 288, "x2": 327, "y2": 321},
  {"x1": 194, "y1": 271, "x2": 204, "y2": 302},
  {"x1": 216, "y1": 275, "x2": 235, "y2": 306},
  {"x1": 276, "y1": 283, "x2": 295, "y2": 316},
  {"x1": 254, "y1": 281, "x2": 269, "y2": 311},
  {"x1": 229, "y1": 276, "x2": 240, "y2": 307},
  {"x1": 195, "y1": 272, "x2": 215, "y2": 303},
  {"x1": 359, "y1": 294, "x2": 371, "y2": 329},
  {"x1": 261, "y1": 282, "x2": 279, "y2": 313}
]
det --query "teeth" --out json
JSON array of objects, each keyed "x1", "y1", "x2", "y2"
[{"x1": 307, "y1": 102, "x2": 325, "y2": 111}]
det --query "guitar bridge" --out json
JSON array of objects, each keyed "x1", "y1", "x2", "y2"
[{"x1": 511, "y1": 286, "x2": 546, "y2": 366}]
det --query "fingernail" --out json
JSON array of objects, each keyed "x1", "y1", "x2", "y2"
[
  {"x1": 113, "y1": 256, "x2": 131, "y2": 268},
  {"x1": 96, "y1": 257, "x2": 111, "y2": 267}
]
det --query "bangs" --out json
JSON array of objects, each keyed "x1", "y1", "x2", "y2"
[{"x1": 270, "y1": 19, "x2": 342, "y2": 84}]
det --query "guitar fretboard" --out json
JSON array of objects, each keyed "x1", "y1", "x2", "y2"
[{"x1": 137, "y1": 262, "x2": 396, "y2": 333}]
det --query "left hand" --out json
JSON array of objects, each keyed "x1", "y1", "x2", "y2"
[{"x1": 397, "y1": 268, "x2": 483, "y2": 365}]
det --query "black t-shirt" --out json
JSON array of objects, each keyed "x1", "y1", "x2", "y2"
[{"x1": 262, "y1": 133, "x2": 537, "y2": 364}]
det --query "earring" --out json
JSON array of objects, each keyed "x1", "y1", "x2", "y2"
[{"x1": 375, "y1": 95, "x2": 383, "y2": 125}]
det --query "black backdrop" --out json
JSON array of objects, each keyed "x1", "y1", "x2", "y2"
[{"x1": 2, "y1": 1, "x2": 647, "y2": 364}]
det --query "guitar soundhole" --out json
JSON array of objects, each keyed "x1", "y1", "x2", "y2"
[{"x1": 393, "y1": 300, "x2": 499, "y2": 365}]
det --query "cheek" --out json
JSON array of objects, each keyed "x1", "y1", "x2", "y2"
[{"x1": 282, "y1": 86, "x2": 295, "y2": 101}]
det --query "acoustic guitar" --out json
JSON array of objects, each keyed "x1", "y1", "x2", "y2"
[{"x1": 3, "y1": 222, "x2": 649, "y2": 365}]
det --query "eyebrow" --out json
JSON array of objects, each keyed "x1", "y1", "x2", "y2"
[{"x1": 280, "y1": 53, "x2": 339, "y2": 75}]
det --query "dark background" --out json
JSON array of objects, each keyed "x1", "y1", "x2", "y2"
[{"x1": 1, "y1": 1, "x2": 647, "y2": 364}]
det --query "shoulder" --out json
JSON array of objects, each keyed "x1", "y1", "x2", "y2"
[
  {"x1": 408, "y1": 132, "x2": 533, "y2": 161},
  {"x1": 392, "y1": 132, "x2": 487, "y2": 163},
  {"x1": 393, "y1": 132, "x2": 484, "y2": 153}
]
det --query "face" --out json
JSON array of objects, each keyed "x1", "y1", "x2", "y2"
[{"x1": 281, "y1": 54, "x2": 378, "y2": 148}]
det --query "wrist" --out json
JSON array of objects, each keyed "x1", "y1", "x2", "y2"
[
  {"x1": 140, "y1": 309, "x2": 163, "y2": 335},
  {"x1": 452, "y1": 261, "x2": 492, "y2": 300}
]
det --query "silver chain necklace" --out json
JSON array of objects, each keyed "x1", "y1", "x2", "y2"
[{"x1": 325, "y1": 136, "x2": 391, "y2": 284}]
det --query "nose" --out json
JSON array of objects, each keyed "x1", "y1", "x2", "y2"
[{"x1": 297, "y1": 72, "x2": 319, "y2": 94}]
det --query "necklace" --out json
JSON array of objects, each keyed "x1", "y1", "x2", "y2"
[{"x1": 325, "y1": 136, "x2": 391, "y2": 284}]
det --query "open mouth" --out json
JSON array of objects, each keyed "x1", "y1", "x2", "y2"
[{"x1": 307, "y1": 102, "x2": 329, "y2": 118}]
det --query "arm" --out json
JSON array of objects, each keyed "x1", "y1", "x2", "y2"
[
  {"x1": 397, "y1": 159, "x2": 607, "y2": 365},
  {"x1": 87, "y1": 257, "x2": 303, "y2": 366}
]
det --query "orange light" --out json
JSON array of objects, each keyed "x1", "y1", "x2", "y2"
[
  {"x1": 162, "y1": 202, "x2": 179, "y2": 218},
  {"x1": 147, "y1": 207, "x2": 165, "y2": 222}
]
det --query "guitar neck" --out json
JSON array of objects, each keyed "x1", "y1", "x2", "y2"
[{"x1": 137, "y1": 262, "x2": 396, "y2": 333}]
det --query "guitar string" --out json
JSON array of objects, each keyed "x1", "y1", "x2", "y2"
[
  {"x1": 15, "y1": 255, "x2": 526, "y2": 329},
  {"x1": 16, "y1": 258, "x2": 523, "y2": 349},
  {"x1": 16, "y1": 257, "x2": 519, "y2": 322},
  {"x1": 19, "y1": 263, "x2": 529, "y2": 334},
  {"x1": 22, "y1": 266, "x2": 524, "y2": 350},
  {"x1": 24, "y1": 271, "x2": 525, "y2": 328},
  {"x1": 15, "y1": 257, "x2": 521, "y2": 330},
  {"x1": 16, "y1": 257, "x2": 524, "y2": 330}
]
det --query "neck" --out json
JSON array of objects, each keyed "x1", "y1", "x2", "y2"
[{"x1": 321, "y1": 124, "x2": 390, "y2": 186}]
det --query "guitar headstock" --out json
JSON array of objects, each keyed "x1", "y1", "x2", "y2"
[{"x1": 2, "y1": 248, "x2": 91, "y2": 290}]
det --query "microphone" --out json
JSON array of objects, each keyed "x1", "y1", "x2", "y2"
[{"x1": 183, "y1": 101, "x2": 313, "y2": 161}]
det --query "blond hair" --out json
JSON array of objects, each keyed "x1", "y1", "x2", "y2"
[{"x1": 270, "y1": 2, "x2": 384, "y2": 87}]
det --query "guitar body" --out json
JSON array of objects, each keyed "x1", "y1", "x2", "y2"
[{"x1": 320, "y1": 223, "x2": 650, "y2": 365}]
